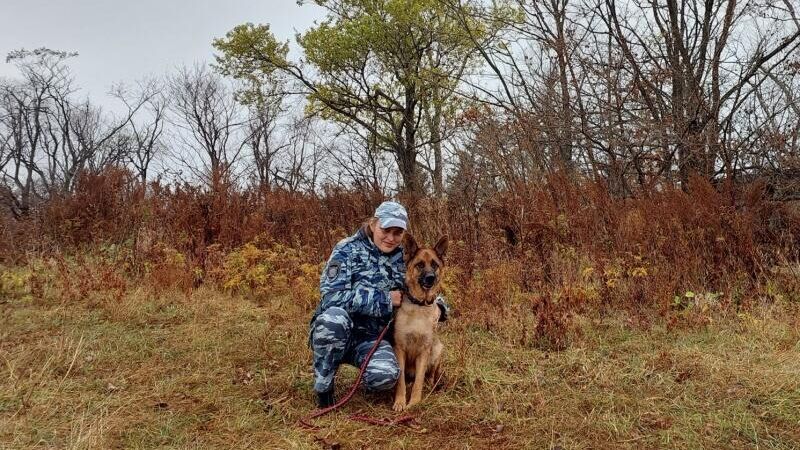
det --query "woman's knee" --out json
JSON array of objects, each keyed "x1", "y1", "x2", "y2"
[
  {"x1": 312, "y1": 307, "x2": 352, "y2": 346},
  {"x1": 363, "y1": 349, "x2": 400, "y2": 391}
]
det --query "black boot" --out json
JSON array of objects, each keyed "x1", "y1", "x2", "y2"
[{"x1": 316, "y1": 388, "x2": 335, "y2": 408}]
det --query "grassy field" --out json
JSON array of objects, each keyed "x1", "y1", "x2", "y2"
[{"x1": 1, "y1": 267, "x2": 799, "y2": 449}]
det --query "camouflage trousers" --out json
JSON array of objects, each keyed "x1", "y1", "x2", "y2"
[{"x1": 311, "y1": 307, "x2": 399, "y2": 393}]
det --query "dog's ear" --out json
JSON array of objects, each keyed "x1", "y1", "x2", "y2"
[
  {"x1": 403, "y1": 233, "x2": 419, "y2": 263},
  {"x1": 433, "y1": 235, "x2": 449, "y2": 259}
]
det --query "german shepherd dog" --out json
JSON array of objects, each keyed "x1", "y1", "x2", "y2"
[{"x1": 392, "y1": 234, "x2": 448, "y2": 411}]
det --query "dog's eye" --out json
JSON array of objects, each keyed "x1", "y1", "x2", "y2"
[
  {"x1": 431, "y1": 262, "x2": 439, "y2": 270},
  {"x1": 415, "y1": 262, "x2": 425, "y2": 270}
]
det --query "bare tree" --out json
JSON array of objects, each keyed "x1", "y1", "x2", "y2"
[
  {"x1": 317, "y1": 119, "x2": 396, "y2": 195},
  {"x1": 242, "y1": 92, "x2": 290, "y2": 191},
  {"x1": 168, "y1": 64, "x2": 245, "y2": 188},
  {"x1": 115, "y1": 80, "x2": 168, "y2": 185},
  {"x1": 600, "y1": 0, "x2": 800, "y2": 185},
  {"x1": 0, "y1": 48, "x2": 152, "y2": 218},
  {"x1": 446, "y1": 0, "x2": 800, "y2": 197},
  {"x1": 0, "y1": 50, "x2": 74, "y2": 216}
]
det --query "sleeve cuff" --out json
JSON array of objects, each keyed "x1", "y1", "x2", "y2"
[{"x1": 385, "y1": 290, "x2": 394, "y2": 315}]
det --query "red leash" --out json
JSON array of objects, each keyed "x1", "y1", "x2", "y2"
[{"x1": 299, "y1": 320, "x2": 416, "y2": 429}]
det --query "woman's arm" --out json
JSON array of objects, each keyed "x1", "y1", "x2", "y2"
[{"x1": 319, "y1": 246, "x2": 394, "y2": 318}]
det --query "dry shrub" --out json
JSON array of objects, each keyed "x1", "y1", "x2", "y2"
[
  {"x1": 530, "y1": 293, "x2": 570, "y2": 351},
  {"x1": 457, "y1": 260, "x2": 525, "y2": 331},
  {"x1": 24, "y1": 253, "x2": 128, "y2": 307},
  {"x1": 20, "y1": 170, "x2": 374, "y2": 274},
  {"x1": 210, "y1": 241, "x2": 321, "y2": 308},
  {"x1": 145, "y1": 181, "x2": 378, "y2": 278},
  {"x1": 439, "y1": 170, "x2": 800, "y2": 336},
  {"x1": 397, "y1": 195, "x2": 451, "y2": 245},
  {"x1": 466, "y1": 174, "x2": 796, "y2": 309},
  {"x1": 139, "y1": 243, "x2": 196, "y2": 293},
  {"x1": 42, "y1": 167, "x2": 145, "y2": 249},
  {"x1": 2, "y1": 165, "x2": 799, "y2": 344},
  {"x1": 0, "y1": 214, "x2": 27, "y2": 265},
  {"x1": 763, "y1": 266, "x2": 800, "y2": 304},
  {"x1": 665, "y1": 291, "x2": 725, "y2": 331},
  {"x1": 0, "y1": 265, "x2": 32, "y2": 299}
]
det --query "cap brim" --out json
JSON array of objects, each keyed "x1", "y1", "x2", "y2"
[{"x1": 379, "y1": 218, "x2": 407, "y2": 230}]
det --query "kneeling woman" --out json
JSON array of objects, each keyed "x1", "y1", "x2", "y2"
[{"x1": 309, "y1": 201, "x2": 447, "y2": 407}]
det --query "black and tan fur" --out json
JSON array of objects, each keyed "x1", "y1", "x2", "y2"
[{"x1": 392, "y1": 234, "x2": 448, "y2": 411}]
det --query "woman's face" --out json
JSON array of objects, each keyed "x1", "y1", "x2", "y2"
[{"x1": 370, "y1": 221, "x2": 405, "y2": 253}]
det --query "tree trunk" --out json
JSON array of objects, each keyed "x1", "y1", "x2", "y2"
[
  {"x1": 429, "y1": 97, "x2": 444, "y2": 197},
  {"x1": 399, "y1": 84, "x2": 420, "y2": 196},
  {"x1": 555, "y1": 2, "x2": 573, "y2": 171}
]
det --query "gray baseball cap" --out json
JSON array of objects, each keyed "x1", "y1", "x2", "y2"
[{"x1": 374, "y1": 201, "x2": 408, "y2": 230}]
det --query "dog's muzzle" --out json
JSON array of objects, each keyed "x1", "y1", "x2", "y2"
[{"x1": 419, "y1": 272, "x2": 437, "y2": 290}]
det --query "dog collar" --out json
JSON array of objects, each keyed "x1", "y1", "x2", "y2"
[{"x1": 402, "y1": 290, "x2": 430, "y2": 306}]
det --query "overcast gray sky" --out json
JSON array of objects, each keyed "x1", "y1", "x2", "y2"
[{"x1": 0, "y1": 0, "x2": 324, "y2": 107}]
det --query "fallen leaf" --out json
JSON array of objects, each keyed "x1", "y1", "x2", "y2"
[
  {"x1": 314, "y1": 436, "x2": 341, "y2": 450},
  {"x1": 639, "y1": 412, "x2": 673, "y2": 430}
]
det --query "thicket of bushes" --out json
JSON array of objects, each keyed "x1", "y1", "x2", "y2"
[{"x1": 2, "y1": 167, "x2": 798, "y2": 347}]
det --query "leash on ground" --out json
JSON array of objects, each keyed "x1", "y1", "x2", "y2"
[{"x1": 298, "y1": 319, "x2": 417, "y2": 429}]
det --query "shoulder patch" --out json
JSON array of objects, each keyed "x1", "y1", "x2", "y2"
[{"x1": 326, "y1": 261, "x2": 343, "y2": 280}]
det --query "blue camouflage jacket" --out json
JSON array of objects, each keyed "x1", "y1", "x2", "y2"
[{"x1": 310, "y1": 226, "x2": 448, "y2": 341}]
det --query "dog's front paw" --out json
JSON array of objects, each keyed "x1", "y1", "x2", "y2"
[{"x1": 392, "y1": 399, "x2": 407, "y2": 412}]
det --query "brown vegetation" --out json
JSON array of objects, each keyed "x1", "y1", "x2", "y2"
[
  {"x1": 2, "y1": 166, "x2": 798, "y2": 334},
  {"x1": 1, "y1": 166, "x2": 799, "y2": 449}
]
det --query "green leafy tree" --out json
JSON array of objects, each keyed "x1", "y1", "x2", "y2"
[{"x1": 214, "y1": 0, "x2": 481, "y2": 196}]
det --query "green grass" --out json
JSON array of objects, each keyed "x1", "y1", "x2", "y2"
[{"x1": 1, "y1": 273, "x2": 799, "y2": 449}]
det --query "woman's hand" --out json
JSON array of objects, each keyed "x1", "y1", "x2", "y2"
[{"x1": 390, "y1": 290, "x2": 403, "y2": 308}]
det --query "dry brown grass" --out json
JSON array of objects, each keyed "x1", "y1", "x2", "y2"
[{"x1": 2, "y1": 259, "x2": 799, "y2": 449}]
